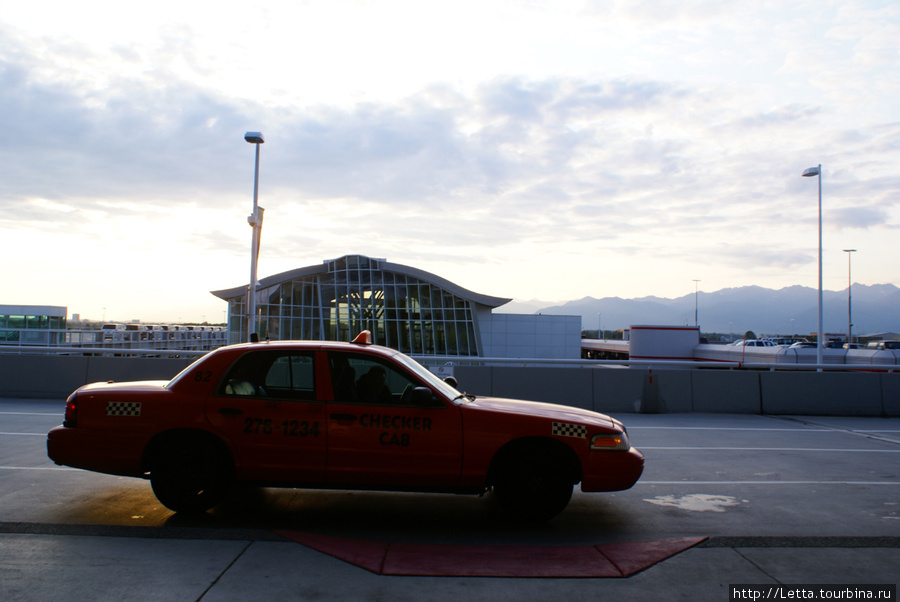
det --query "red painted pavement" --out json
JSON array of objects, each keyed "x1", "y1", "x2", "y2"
[{"x1": 275, "y1": 531, "x2": 707, "y2": 578}]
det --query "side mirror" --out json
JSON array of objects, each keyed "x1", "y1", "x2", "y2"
[
  {"x1": 443, "y1": 376, "x2": 458, "y2": 389},
  {"x1": 411, "y1": 386, "x2": 439, "y2": 407}
]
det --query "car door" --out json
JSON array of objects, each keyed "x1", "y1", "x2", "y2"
[
  {"x1": 325, "y1": 351, "x2": 463, "y2": 488},
  {"x1": 206, "y1": 349, "x2": 327, "y2": 483}
]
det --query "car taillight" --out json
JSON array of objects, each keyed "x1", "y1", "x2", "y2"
[{"x1": 63, "y1": 393, "x2": 77, "y2": 427}]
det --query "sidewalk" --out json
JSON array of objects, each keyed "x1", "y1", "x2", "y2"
[{"x1": 1, "y1": 525, "x2": 897, "y2": 601}]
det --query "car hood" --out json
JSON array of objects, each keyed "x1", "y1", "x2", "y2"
[{"x1": 465, "y1": 395, "x2": 619, "y2": 430}]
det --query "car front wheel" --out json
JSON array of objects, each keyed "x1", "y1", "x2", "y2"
[
  {"x1": 150, "y1": 438, "x2": 233, "y2": 514},
  {"x1": 492, "y1": 444, "x2": 574, "y2": 521}
]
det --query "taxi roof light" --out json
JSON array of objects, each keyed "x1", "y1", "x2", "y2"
[{"x1": 351, "y1": 330, "x2": 373, "y2": 345}]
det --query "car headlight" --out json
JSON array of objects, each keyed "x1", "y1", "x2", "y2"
[{"x1": 590, "y1": 432, "x2": 630, "y2": 451}]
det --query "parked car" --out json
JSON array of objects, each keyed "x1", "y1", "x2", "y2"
[
  {"x1": 47, "y1": 332, "x2": 644, "y2": 521},
  {"x1": 865, "y1": 340, "x2": 900, "y2": 350}
]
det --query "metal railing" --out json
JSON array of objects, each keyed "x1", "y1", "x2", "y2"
[
  {"x1": 412, "y1": 355, "x2": 899, "y2": 373},
  {"x1": 0, "y1": 345, "x2": 209, "y2": 359},
  {"x1": 1, "y1": 345, "x2": 896, "y2": 373},
  {"x1": 0, "y1": 327, "x2": 227, "y2": 355}
]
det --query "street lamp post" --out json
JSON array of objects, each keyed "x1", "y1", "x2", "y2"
[
  {"x1": 843, "y1": 249, "x2": 856, "y2": 346},
  {"x1": 692, "y1": 279, "x2": 700, "y2": 327},
  {"x1": 245, "y1": 131, "x2": 265, "y2": 343},
  {"x1": 802, "y1": 164, "x2": 823, "y2": 367}
]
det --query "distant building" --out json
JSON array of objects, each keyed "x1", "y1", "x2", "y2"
[
  {"x1": 0, "y1": 305, "x2": 225, "y2": 352},
  {"x1": 212, "y1": 255, "x2": 581, "y2": 358},
  {"x1": 0, "y1": 305, "x2": 67, "y2": 346}
]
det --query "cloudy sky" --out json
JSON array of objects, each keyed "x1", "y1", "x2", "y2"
[{"x1": 2, "y1": 0, "x2": 898, "y2": 323}]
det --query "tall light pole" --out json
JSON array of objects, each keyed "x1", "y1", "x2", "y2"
[
  {"x1": 843, "y1": 249, "x2": 856, "y2": 346},
  {"x1": 245, "y1": 131, "x2": 265, "y2": 342},
  {"x1": 692, "y1": 279, "x2": 700, "y2": 327},
  {"x1": 802, "y1": 164, "x2": 823, "y2": 367}
]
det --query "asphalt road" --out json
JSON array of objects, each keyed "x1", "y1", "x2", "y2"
[{"x1": 2, "y1": 397, "x2": 899, "y2": 600}]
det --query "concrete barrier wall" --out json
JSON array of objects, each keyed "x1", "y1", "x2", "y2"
[
  {"x1": 2, "y1": 356, "x2": 898, "y2": 416},
  {"x1": 454, "y1": 365, "x2": 898, "y2": 417},
  {"x1": 759, "y1": 372, "x2": 884, "y2": 416},
  {"x1": 691, "y1": 370, "x2": 761, "y2": 414},
  {"x1": 883, "y1": 374, "x2": 900, "y2": 416},
  {"x1": 0, "y1": 356, "x2": 193, "y2": 400},
  {"x1": 0, "y1": 355, "x2": 92, "y2": 399}
]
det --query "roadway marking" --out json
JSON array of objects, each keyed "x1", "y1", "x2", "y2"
[
  {"x1": 638, "y1": 480, "x2": 900, "y2": 485},
  {"x1": 0, "y1": 432, "x2": 49, "y2": 436},
  {"x1": 0, "y1": 412, "x2": 59, "y2": 416},
  {"x1": 629, "y1": 426, "x2": 900, "y2": 434},
  {"x1": 0, "y1": 466, "x2": 78, "y2": 471},
  {"x1": 639, "y1": 447, "x2": 900, "y2": 452},
  {"x1": 774, "y1": 416, "x2": 900, "y2": 445},
  {"x1": 630, "y1": 427, "x2": 833, "y2": 431}
]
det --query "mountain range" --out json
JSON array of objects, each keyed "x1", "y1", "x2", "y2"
[{"x1": 498, "y1": 284, "x2": 900, "y2": 337}]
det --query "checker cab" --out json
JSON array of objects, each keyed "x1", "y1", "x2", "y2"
[{"x1": 47, "y1": 333, "x2": 643, "y2": 520}]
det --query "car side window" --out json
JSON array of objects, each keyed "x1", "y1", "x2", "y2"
[
  {"x1": 220, "y1": 351, "x2": 316, "y2": 401},
  {"x1": 263, "y1": 354, "x2": 315, "y2": 400},
  {"x1": 328, "y1": 352, "x2": 418, "y2": 405}
]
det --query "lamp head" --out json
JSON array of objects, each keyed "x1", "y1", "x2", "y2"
[
  {"x1": 244, "y1": 131, "x2": 265, "y2": 144},
  {"x1": 802, "y1": 166, "x2": 820, "y2": 177}
]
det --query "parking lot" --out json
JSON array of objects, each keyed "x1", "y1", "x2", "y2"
[{"x1": 2, "y1": 397, "x2": 898, "y2": 600}]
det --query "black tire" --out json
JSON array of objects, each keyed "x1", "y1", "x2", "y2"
[
  {"x1": 150, "y1": 438, "x2": 233, "y2": 514},
  {"x1": 492, "y1": 444, "x2": 574, "y2": 521}
]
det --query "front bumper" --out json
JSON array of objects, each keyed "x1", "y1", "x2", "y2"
[{"x1": 580, "y1": 447, "x2": 645, "y2": 492}]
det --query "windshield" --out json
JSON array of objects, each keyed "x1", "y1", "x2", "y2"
[{"x1": 388, "y1": 353, "x2": 465, "y2": 402}]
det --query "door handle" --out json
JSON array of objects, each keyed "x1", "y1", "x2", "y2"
[
  {"x1": 330, "y1": 413, "x2": 357, "y2": 421},
  {"x1": 219, "y1": 407, "x2": 244, "y2": 416}
]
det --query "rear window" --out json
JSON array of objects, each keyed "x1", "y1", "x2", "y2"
[{"x1": 218, "y1": 350, "x2": 316, "y2": 401}]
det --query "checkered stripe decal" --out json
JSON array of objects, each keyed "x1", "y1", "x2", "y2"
[
  {"x1": 106, "y1": 401, "x2": 142, "y2": 417},
  {"x1": 552, "y1": 421, "x2": 586, "y2": 439}
]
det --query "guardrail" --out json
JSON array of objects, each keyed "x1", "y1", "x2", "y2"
[
  {"x1": 2, "y1": 346, "x2": 897, "y2": 373},
  {"x1": 0, "y1": 326, "x2": 227, "y2": 352},
  {"x1": 0, "y1": 346, "x2": 209, "y2": 358},
  {"x1": 413, "y1": 355, "x2": 899, "y2": 373}
]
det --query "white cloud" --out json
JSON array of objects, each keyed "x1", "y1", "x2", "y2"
[{"x1": 1, "y1": 1, "x2": 898, "y2": 322}]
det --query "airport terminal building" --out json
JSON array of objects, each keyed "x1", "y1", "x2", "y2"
[{"x1": 212, "y1": 255, "x2": 581, "y2": 358}]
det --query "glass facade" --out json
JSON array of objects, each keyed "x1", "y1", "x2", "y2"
[
  {"x1": 225, "y1": 256, "x2": 482, "y2": 356},
  {"x1": 0, "y1": 308, "x2": 67, "y2": 345}
]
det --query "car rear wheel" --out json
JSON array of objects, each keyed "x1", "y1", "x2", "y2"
[
  {"x1": 492, "y1": 443, "x2": 574, "y2": 521},
  {"x1": 150, "y1": 438, "x2": 233, "y2": 514}
]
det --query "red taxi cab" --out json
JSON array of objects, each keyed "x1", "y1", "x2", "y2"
[{"x1": 47, "y1": 332, "x2": 643, "y2": 520}]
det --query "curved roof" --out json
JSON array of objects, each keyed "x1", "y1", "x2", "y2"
[{"x1": 211, "y1": 255, "x2": 512, "y2": 309}]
